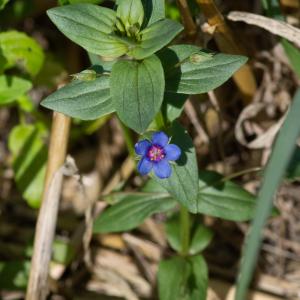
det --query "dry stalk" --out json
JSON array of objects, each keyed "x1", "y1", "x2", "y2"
[
  {"x1": 227, "y1": 11, "x2": 300, "y2": 48},
  {"x1": 176, "y1": 0, "x2": 197, "y2": 39},
  {"x1": 196, "y1": 0, "x2": 257, "y2": 103},
  {"x1": 26, "y1": 112, "x2": 71, "y2": 300}
]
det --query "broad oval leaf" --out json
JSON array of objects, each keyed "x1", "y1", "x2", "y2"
[
  {"x1": 0, "y1": 31, "x2": 44, "y2": 76},
  {"x1": 47, "y1": 4, "x2": 128, "y2": 58},
  {"x1": 129, "y1": 19, "x2": 183, "y2": 59},
  {"x1": 111, "y1": 54, "x2": 164, "y2": 133},
  {"x1": 158, "y1": 255, "x2": 208, "y2": 300},
  {"x1": 157, "y1": 44, "x2": 247, "y2": 94},
  {"x1": 196, "y1": 170, "x2": 256, "y2": 221},
  {"x1": 93, "y1": 192, "x2": 177, "y2": 233},
  {"x1": 154, "y1": 122, "x2": 199, "y2": 213},
  {"x1": 142, "y1": 0, "x2": 165, "y2": 26},
  {"x1": 41, "y1": 76, "x2": 114, "y2": 120},
  {"x1": 162, "y1": 92, "x2": 187, "y2": 122},
  {"x1": 0, "y1": 75, "x2": 32, "y2": 106},
  {"x1": 189, "y1": 224, "x2": 213, "y2": 255},
  {"x1": 8, "y1": 124, "x2": 47, "y2": 208}
]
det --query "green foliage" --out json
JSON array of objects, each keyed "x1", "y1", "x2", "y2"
[
  {"x1": 196, "y1": 170, "x2": 258, "y2": 221},
  {"x1": 47, "y1": 2, "x2": 182, "y2": 60},
  {"x1": 52, "y1": 239, "x2": 75, "y2": 265},
  {"x1": 116, "y1": 0, "x2": 144, "y2": 35},
  {"x1": 8, "y1": 124, "x2": 47, "y2": 208},
  {"x1": 127, "y1": 18, "x2": 183, "y2": 59},
  {"x1": 0, "y1": 261, "x2": 30, "y2": 290},
  {"x1": 162, "y1": 92, "x2": 187, "y2": 122},
  {"x1": 41, "y1": 75, "x2": 114, "y2": 120},
  {"x1": 236, "y1": 89, "x2": 300, "y2": 299},
  {"x1": 0, "y1": 75, "x2": 32, "y2": 106},
  {"x1": 189, "y1": 224, "x2": 213, "y2": 255},
  {"x1": 142, "y1": 0, "x2": 165, "y2": 26},
  {"x1": 0, "y1": 31, "x2": 44, "y2": 76},
  {"x1": 111, "y1": 55, "x2": 164, "y2": 133},
  {"x1": 282, "y1": 39, "x2": 300, "y2": 78},
  {"x1": 93, "y1": 192, "x2": 177, "y2": 233},
  {"x1": 286, "y1": 147, "x2": 300, "y2": 179},
  {"x1": 158, "y1": 255, "x2": 208, "y2": 300},
  {"x1": 154, "y1": 122, "x2": 199, "y2": 213},
  {"x1": 47, "y1": 4, "x2": 128, "y2": 58},
  {"x1": 166, "y1": 215, "x2": 213, "y2": 254},
  {"x1": 0, "y1": 0, "x2": 9, "y2": 10},
  {"x1": 158, "y1": 44, "x2": 247, "y2": 94}
]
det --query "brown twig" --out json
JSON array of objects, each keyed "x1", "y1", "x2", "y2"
[
  {"x1": 227, "y1": 11, "x2": 300, "y2": 48},
  {"x1": 176, "y1": 0, "x2": 197, "y2": 39},
  {"x1": 196, "y1": 0, "x2": 257, "y2": 104},
  {"x1": 26, "y1": 112, "x2": 71, "y2": 300}
]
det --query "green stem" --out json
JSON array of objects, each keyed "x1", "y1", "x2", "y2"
[
  {"x1": 120, "y1": 122, "x2": 135, "y2": 157},
  {"x1": 154, "y1": 111, "x2": 167, "y2": 130},
  {"x1": 180, "y1": 205, "x2": 190, "y2": 256}
]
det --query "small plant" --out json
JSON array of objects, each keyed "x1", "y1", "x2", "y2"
[{"x1": 37, "y1": 0, "x2": 280, "y2": 299}]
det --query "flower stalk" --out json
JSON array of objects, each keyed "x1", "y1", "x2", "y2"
[{"x1": 180, "y1": 205, "x2": 191, "y2": 256}]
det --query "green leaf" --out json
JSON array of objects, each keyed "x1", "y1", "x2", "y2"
[
  {"x1": 158, "y1": 255, "x2": 208, "y2": 300},
  {"x1": 111, "y1": 54, "x2": 164, "y2": 133},
  {"x1": 158, "y1": 44, "x2": 247, "y2": 94},
  {"x1": 129, "y1": 18, "x2": 183, "y2": 59},
  {"x1": 0, "y1": 0, "x2": 9, "y2": 10},
  {"x1": 0, "y1": 75, "x2": 32, "y2": 106},
  {"x1": 189, "y1": 224, "x2": 213, "y2": 255},
  {"x1": 196, "y1": 170, "x2": 257, "y2": 221},
  {"x1": 165, "y1": 214, "x2": 181, "y2": 252},
  {"x1": 166, "y1": 214, "x2": 213, "y2": 254},
  {"x1": 0, "y1": 261, "x2": 30, "y2": 290},
  {"x1": 93, "y1": 192, "x2": 177, "y2": 233},
  {"x1": 142, "y1": 0, "x2": 165, "y2": 26},
  {"x1": 41, "y1": 76, "x2": 114, "y2": 120},
  {"x1": 236, "y1": 89, "x2": 300, "y2": 300},
  {"x1": 8, "y1": 124, "x2": 47, "y2": 208},
  {"x1": 282, "y1": 39, "x2": 300, "y2": 78},
  {"x1": 286, "y1": 146, "x2": 300, "y2": 179},
  {"x1": 116, "y1": 0, "x2": 144, "y2": 31},
  {"x1": 154, "y1": 122, "x2": 199, "y2": 213},
  {"x1": 162, "y1": 92, "x2": 187, "y2": 122},
  {"x1": 52, "y1": 239, "x2": 75, "y2": 265},
  {"x1": 47, "y1": 4, "x2": 128, "y2": 58},
  {"x1": 0, "y1": 31, "x2": 44, "y2": 76}
]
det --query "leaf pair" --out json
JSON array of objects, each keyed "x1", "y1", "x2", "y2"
[
  {"x1": 158, "y1": 255, "x2": 208, "y2": 300},
  {"x1": 93, "y1": 172, "x2": 258, "y2": 234},
  {"x1": 42, "y1": 45, "x2": 247, "y2": 133},
  {"x1": 47, "y1": 2, "x2": 182, "y2": 60}
]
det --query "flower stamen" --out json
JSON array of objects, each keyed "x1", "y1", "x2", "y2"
[{"x1": 147, "y1": 145, "x2": 165, "y2": 162}]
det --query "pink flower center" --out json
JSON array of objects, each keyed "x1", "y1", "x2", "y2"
[{"x1": 147, "y1": 145, "x2": 165, "y2": 162}]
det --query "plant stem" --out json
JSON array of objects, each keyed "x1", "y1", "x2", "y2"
[
  {"x1": 180, "y1": 205, "x2": 190, "y2": 256},
  {"x1": 26, "y1": 112, "x2": 71, "y2": 300},
  {"x1": 154, "y1": 111, "x2": 167, "y2": 130},
  {"x1": 120, "y1": 121, "x2": 135, "y2": 157}
]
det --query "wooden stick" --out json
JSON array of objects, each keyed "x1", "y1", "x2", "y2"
[
  {"x1": 227, "y1": 11, "x2": 300, "y2": 48},
  {"x1": 176, "y1": 0, "x2": 197, "y2": 39},
  {"x1": 196, "y1": 0, "x2": 257, "y2": 104},
  {"x1": 26, "y1": 112, "x2": 71, "y2": 300}
]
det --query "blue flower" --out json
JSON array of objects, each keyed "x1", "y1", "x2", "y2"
[{"x1": 134, "y1": 131, "x2": 181, "y2": 179}]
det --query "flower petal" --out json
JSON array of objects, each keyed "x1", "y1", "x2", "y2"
[
  {"x1": 153, "y1": 159, "x2": 172, "y2": 179},
  {"x1": 137, "y1": 157, "x2": 153, "y2": 175},
  {"x1": 135, "y1": 139, "x2": 151, "y2": 156},
  {"x1": 165, "y1": 144, "x2": 181, "y2": 161},
  {"x1": 152, "y1": 131, "x2": 169, "y2": 147}
]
